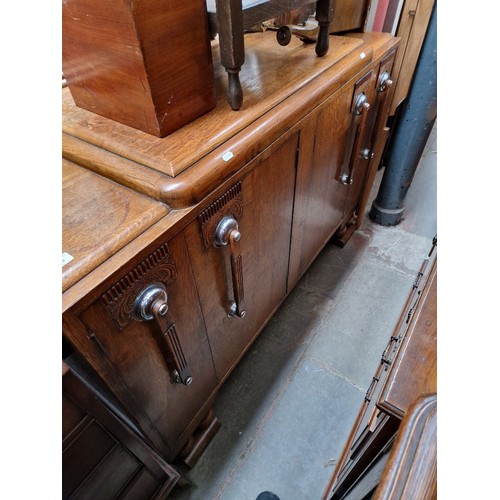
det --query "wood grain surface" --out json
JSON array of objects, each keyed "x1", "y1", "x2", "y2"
[
  {"x1": 63, "y1": 33, "x2": 368, "y2": 178},
  {"x1": 62, "y1": 159, "x2": 168, "y2": 291},
  {"x1": 62, "y1": 0, "x2": 216, "y2": 137}
]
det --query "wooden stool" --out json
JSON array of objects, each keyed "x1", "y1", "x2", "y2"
[{"x1": 206, "y1": 0, "x2": 336, "y2": 110}]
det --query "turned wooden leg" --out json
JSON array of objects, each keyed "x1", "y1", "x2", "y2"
[
  {"x1": 226, "y1": 69, "x2": 243, "y2": 111},
  {"x1": 215, "y1": 0, "x2": 245, "y2": 110},
  {"x1": 315, "y1": 0, "x2": 336, "y2": 57}
]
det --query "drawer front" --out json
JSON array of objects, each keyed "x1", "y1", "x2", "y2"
[{"x1": 75, "y1": 232, "x2": 217, "y2": 460}]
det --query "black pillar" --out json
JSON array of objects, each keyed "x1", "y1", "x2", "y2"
[{"x1": 369, "y1": 2, "x2": 437, "y2": 226}]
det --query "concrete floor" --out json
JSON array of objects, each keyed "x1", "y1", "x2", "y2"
[{"x1": 171, "y1": 123, "x2": 437, "y2": 500}]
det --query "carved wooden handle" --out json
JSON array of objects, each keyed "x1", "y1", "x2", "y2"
[
  {"x1": 215, "y1": 216, "x2": 246, "y2": 318},
  {"x1": 134, "y1": 284, "x2": 192, "y2": 385},
  {"x1": 229, "y1": 229, "x2": 245, "y2": 318}
]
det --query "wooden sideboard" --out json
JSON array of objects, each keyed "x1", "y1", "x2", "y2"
[
  {"x1": 323, "y1": 244, "x2": 437, "y2": 499},
  {"x1": 62, "y1": 31, "x2": 400, "y2": 474}
]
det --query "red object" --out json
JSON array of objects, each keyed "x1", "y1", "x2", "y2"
[{"x1": 372, "y1": 0, "x2": 390, "y2": 32}]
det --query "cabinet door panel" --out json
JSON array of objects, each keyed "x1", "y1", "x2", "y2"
[
  {"x1": 77, "y1": 232, "x2": 217, "y2": 460},
  {"x1": 355, "y1": 51, "x2": 398, "y2": 227},
  {"x1": 185, "y1": 133, "x2": 298, "y2": 381},
  {"x1": 343, "y1": 70, "x2": 375, "y2": 218},
  {"x1": 291, "y1": 83, "x2": 354, "y2": 279}
]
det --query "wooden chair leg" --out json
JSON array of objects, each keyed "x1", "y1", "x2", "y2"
[
  {"x1": 315, "y1": 0, "x2": 336, "y2": 57},
  {"x1": 215, "y1": 0, "x2": 245, "y2": 110}
]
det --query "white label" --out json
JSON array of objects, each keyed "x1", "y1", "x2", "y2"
[
  {"x1": 62, "y1": 252, "x2": 74, "y2": 266},
  {"x1": 222, "y1": 151, "x2": 234, "y2": 162},
  {"x1": 360, "y1": 52, "x2": 366, "y2": 59}
]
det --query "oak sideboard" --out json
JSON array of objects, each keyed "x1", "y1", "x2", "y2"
[{"x1": 62, "y1": 31, "x2": 400, "y2": 474}]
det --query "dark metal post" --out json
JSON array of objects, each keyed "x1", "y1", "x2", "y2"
[{"x1": 369, "y1": 2, "x2": 437, "y2": 226}]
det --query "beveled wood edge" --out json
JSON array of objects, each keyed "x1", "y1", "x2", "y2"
[
  {"x1": 62, "y1": 35, "x2": 401, "y2": 309},
  {"x1": 62, "y1": 159, "x2": 171, "y2": 292},
  {"x1": 62, "y1": 208, "x2": 192, "y2": 312},
  {"x1": 63, "y1": 41, "x2": 375, "y2": 210},
  {"x1": 62, "y1": 35, "x2": 366, "y2": 178},
  {"x1": 373, "y1": 393, "x2": 437, "y2": 500},
  {"x1": 346, "y1": 32, "x2": 400, "y2": 62}
]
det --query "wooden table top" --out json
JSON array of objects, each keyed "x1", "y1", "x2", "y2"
[{"x1": 62, "y1": 159, "x2": 169, "y2": 293}]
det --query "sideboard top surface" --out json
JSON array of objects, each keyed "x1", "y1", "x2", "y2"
[{"x1": 62, "y1": 33, "x2": 368, "y2": 179}]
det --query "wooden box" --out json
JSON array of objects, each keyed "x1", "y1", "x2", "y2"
[
  {"x1": 329, "y1": 0, "x2": 370, "y2": 33},
  {"x1": 62, "y1": 0, "x2": 217, "y2": 137}
]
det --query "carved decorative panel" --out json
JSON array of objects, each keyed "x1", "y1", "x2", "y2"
[
  {"x1": 198, "y1": 182, "x2": 243, "y2": 248},
  {"x1": 101, "y1": 244, "x2": 177, "y2": 330}
]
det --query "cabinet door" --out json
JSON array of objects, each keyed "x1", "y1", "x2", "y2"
[
  {"x1": 69, "y1": 232, "x2": 218, "y2": 461},
  {"x1": 341, "y1": 70, "x2": 375, "y2": 219},
  {"x1": 183, "y1": 132, "x2": 298, "y2": 382},
  {"x1": 289, "y1": 75, "x2": 373, "y2": 283},
  {"x1": 355, "y1": 50, "x2": 398, "y2": 228}
]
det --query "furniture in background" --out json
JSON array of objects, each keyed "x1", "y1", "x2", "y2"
[
  {"x1": 386, "y1": 0, "x2": 435, "y2": 117},
  {"x1": 205, "y1": 0, "x2": 335, "y2": 110},
  {"x1": 329, "y1": 0, "x2": 370, "y2": 33},
  {"x1": 374, "y1": 393, "x2": 437, "y2": 499},
  {"x1": 323, "y1": 243, "x2": 437, "y2": 499},
  {"x1": 369, "y1": 0, "x2": 436, "y2": 226}
]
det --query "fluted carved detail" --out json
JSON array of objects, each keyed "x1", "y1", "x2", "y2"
[
  {"x1": 101, "y1": 244, "x2": 177, "y2": 329},
  {"x1": 198, "y1": 182, "x2": 243, "y2": 248}
]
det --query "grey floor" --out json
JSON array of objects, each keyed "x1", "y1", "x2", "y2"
[{"x1": 170, "y1": 123, "x2": 437, "y2": 500}]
